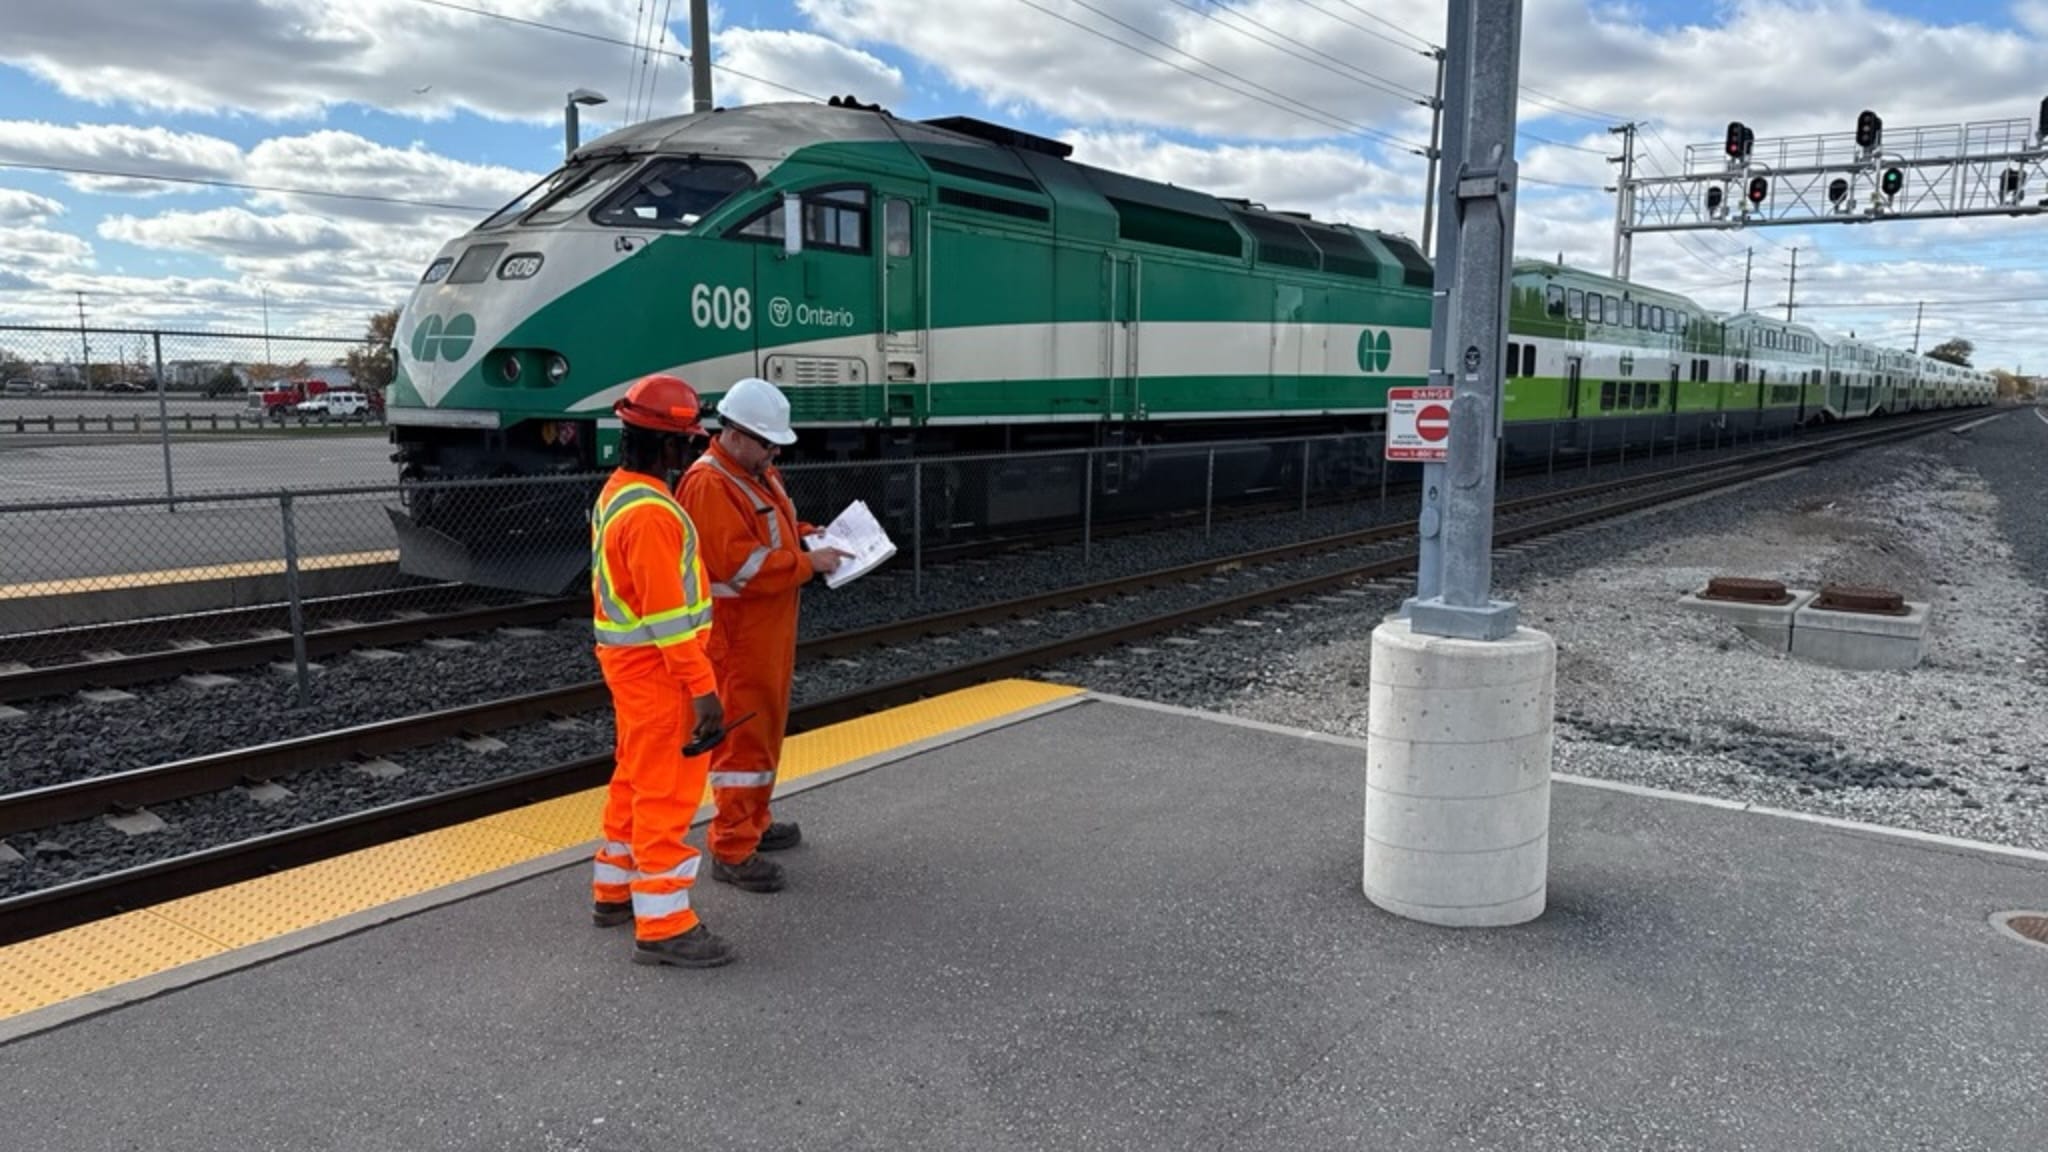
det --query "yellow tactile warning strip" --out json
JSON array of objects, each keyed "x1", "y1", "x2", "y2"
[
  {"x1": 0, "y1": 549, "x2": 398, "y2": 600},
  {"x1": 0, "y1": 679, "x2": 1080, "y2": 1022}
]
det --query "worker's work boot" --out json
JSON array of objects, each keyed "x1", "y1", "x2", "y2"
[
  {"x1": 712, "y1": 853, "x2": 786, "y2": 893},
  {"x1": 757, "y1": 821, "x2": 802, "y2": 852},
  {"x1": 632, "y1": 924, "x2": 734, "y2": 969},
  {"x1": 592, "y1": 899, "x2": 633, "y2": 927}
]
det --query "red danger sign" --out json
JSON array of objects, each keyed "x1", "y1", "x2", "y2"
[{"x1": 1386, "y1": 387, "x2": 1453, "y2": 461}]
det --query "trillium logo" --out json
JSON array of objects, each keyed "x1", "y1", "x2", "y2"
[
  {"x1": 1356, "y1": 328, "x2": 1393, "y2": 374},
  {"x1": 411, "y1": 313, "x2": 477, "y2": 362},
  {"x1": 768, "y1": 296, "x2": 793, "y2": 327}
]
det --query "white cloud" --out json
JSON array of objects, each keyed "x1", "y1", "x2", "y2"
[
  {"x1": 712, "y1": 28, "x2": 905, "y2": 107},
  {"x1": 241, "y1": 131, "x2": 538, "y2": 224},
  {"x1": 0, "y1": 188, "x2": 65, "y2": 223},
  {"x1": 0, "y1": 0, "x2": 664, "y2": 125},
  {"x1": 0, "y1": 121, "x2": 242, "y2": 195},
  {"x1": 99, "y1": 208, "x2": 359, "y2": 261},
  {"x1": 0, "y1": 225, "x2": 93, "y2": 271},
  {"x1": 1067, "y1": 130, "x2": 1424, "y2": 236}
]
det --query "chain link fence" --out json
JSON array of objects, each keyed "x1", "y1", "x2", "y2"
[
  {"x1": 0, "y1": 323, "x2": 379, "y2": 504},
  {"x1": 1, "y1": 409, "x2": 1810, "y2": 704}
]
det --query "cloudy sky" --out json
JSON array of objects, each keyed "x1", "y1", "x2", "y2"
[{"x1": 1, "y1": 0, "x2": 2043, "y2": 369}]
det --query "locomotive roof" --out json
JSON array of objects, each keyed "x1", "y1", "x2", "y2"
[{"x1": 571, "y1": 102, "x2": 1025, "y2": 165}]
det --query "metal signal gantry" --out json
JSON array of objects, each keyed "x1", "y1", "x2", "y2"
[{"x1": 1612, "y1": 100, "x2": 2048, "y2": 255}]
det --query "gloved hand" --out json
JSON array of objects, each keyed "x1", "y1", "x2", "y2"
[{"x1": 690, "y1": 692, "x2": 725, "y2": 747}]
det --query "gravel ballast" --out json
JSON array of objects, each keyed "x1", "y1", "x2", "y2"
[{"x1": 1071, "y1": 412, "x2": 2048, "y2": 853}]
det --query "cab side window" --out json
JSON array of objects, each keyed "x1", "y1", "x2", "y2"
[{"x1": 734, "y1": 187, "x2": 871, "y2": 254}]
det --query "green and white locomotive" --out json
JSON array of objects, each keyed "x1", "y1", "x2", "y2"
[{"x1": 387, "y1": 100, "x2": 1995, "y2": 592}]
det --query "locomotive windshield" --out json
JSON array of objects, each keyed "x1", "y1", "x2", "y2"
[{"x1": 590, "y1": 158, "x2": 755, "y2": 230}]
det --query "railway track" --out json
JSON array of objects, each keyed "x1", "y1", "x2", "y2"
[{"x1": 0, "y1": 411, "x2": 1969, "y2": 944}]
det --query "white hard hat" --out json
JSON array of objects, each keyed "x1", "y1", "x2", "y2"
[{"x1": 715, "y1": 376, "x2": 796, "y2": 445}]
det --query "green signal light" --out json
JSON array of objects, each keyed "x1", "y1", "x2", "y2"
[{"x1": 1880, "y1": 167, "x2": 1904, "y2": 198}]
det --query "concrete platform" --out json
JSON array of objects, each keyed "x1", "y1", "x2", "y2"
[
  {"x1": 2, "y1": 692, "x2": 2045, "y2": 1150},
  {"x1": 1792, "y1": 598, "x2": 1932, "y2": 670}
]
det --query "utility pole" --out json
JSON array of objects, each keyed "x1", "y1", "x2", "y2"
[
  {"x1": 1420, "y1": 48, "x2": 1447, "y2": 252},
  {"x1": 75, "y1": 291, "x2": 89, "y2": 389},
  {"x1": 1609, "y1": 121, "x2": 1636, "y2": 280},
  {"x1": 1784, "y1": 247, "x2": 1799, "y2": 322},
  {"x1": 1741, "y1": 247, "x2": 1753, "y2": 312},
  {"x1": 1912, "y1": 300, "x2": 1924, "y2": 352},
  {"x1": 689, "y1": 0, "x2": 713, "y2": 112},
  {"x1": 1405, "y1": 0, "x2": 1470, "y2": 615},
  {"x1": 1367, "y1": 0, "x2": 1552, "y2": 931}
]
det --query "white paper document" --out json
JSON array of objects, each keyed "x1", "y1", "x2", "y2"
[{"x1": 802, "y1": 499, "x2": 897, "y2": 589}]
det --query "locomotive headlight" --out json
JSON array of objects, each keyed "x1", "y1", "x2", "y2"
[
  {"x1": 547, "y1": 354, "x2": 570, "y2": 383},
  {"x1": 498, "y1": 352, "x2": 522, "y2": 383}
]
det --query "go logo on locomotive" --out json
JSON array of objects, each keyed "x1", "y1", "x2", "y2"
[
  {"x1": 412, "y1": 313, "x2": 476, "y2": 363},
  {"x1": 1356, "y1": 328, "x2": 1393, "y2": 374}
]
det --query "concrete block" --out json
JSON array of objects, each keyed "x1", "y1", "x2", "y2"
[
  {"x1": 104, "y1": 809, "x2": 168, "y2": 836},
  {"x1": 497, "y1": 626, "x2": 548, "y2": 639},
  {"x1": 1678, "y1": 587, "x2": 1817, "y2": 652},
  {"x1": 80, "y1": 649, "x2": 126, "y2": 663},
  {"x1": 355, "y1": 758, "x2": 406, "y2": 780},
  {"x1": 352, "y1": 648, "x2": 405, "y2": 662},
  {"x1": 180, "y1": 673, "x2": 239, "y2": 691},
  {"x1": 77, "y1": 688, "x2": 137, "y2": 705},
  {"x1": 241, "y1": 781, "x2": 294, "y2": 805},
  {"x1": 1791, "y1": 600, "x2": 1930, "y2": 671},
  {"x1": 422, "y1": 637, "x2": 475, "y2": 651},
  {"x1": 0, "y1": 661, "x2": 29, "y2": 674},
  {"x1": 1363, "y1": 618, "x2": 1556, "y2": 928},
  {"x1": 167, "y1": 638, "x2": 214, "y2": 651},
  {"x1": 459, "y1": 734, "x2": 508, "y2": 753}
]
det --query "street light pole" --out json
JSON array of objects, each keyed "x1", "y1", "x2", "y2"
[
  {"x1": 261, "y1": 283, "x2": 272, "y2": 365},
  {"x1": 565, "y1": 88, "x2": 609, "y2": 159}
]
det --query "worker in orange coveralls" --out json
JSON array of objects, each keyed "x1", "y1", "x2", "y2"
[
  {"x1": 588, "y1": 373, "x2": 732, "y2": 969},
  {"x1": 677, "y1": 376, "x2": 845, "y2": 896}
]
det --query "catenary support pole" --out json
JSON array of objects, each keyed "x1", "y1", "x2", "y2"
[
  {"x1": 689, "y1": 0, "x2": 713, "y2": 112},
  {"x1": 1365, "y1": 0, "x2": 1554, "y2": 930},
  {"x1": 1403, "y1": 0, "x2": 1470, "y2": 617},
  {"x1": 1610, "y1": 121, "x2": 1635, "y2": 280},
  {"x1": 1420, "y1": 48, "x2": 1447, "y2": 253}
]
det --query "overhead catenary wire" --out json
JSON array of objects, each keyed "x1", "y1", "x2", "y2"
[
  {"x1": 1286, "y1": 0, "x2": 1439, "y2": 56},
  {"x1": 1009, "y1": 0, "x2": 1430, "y2": 154},
  {"x1": 408, "y1": 0, "x2": 822, "y2": 102},
  {"x1": 1161, "y1": 0, "x2": 1432, "y2": 103},
  {"x1": 0, "y1": 159, "x2": 499, "y2": 213}
]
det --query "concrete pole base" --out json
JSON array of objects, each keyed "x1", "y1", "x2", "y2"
[{"x1": 1363, "y1": 617, "x2": 1556, "y2": 927}]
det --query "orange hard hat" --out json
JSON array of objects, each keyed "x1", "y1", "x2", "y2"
[{"x1": 613, "y1": 373, "x2": 705, "y2": 435}]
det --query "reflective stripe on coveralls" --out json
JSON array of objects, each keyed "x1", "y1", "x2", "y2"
[
  {"x1": 679, "y1": 442, "x2": 811, "y2": 864},
  {"x1": 588, "y1": 470, "x2": 721, "y2": 941},
  {"x1": 591, "y1": 480, "x2": 712, "y2": 646},
  {"x1": 694, "y1": 453, "x2": 779, "y2": 599}
]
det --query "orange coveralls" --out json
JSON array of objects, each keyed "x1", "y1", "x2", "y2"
[
  {"x1": 676, "y1": 439, "x2": 815, "y2": 865},
  {"x1": 589, "y1": 469, "x2": 719, "y2": 942}
]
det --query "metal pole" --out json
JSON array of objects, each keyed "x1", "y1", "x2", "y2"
[
  {"x1": 1405, "y1": 0, "x2": 1471, "y2": 617},
  {"x1": 1204, "y1": 448, "x2": 1215, "y2": 541},
  {"x1": 1420, "y1": 49, "x2": 1447, "y2": 252},
  {"x1": 1300, "y1": 439, "x2": 1311, "y2": 517},
  {"x1": 1610, "y1": 122, "x2": 1635, "y2": 280},
  {"x1": 564, "y1": 100, "x2": 579, "y2": 159},
  {"x1": 1082, "y1": 450, "x2": 1093, "y2": 566},
  {"x1": 153, "y1": 332, "x2": 175, "y2": 509},
  {"x1": 911, "y1": 461, "x2": 923, "y2": 600},
  {"x1": 1784, "y1": 247, "x2": 1799, "y2": 322},
  {"x1": 1912, "y1": 301, "x2": 1923, "y2": 352},
  {"x1": 1742, "y1": 248, "x2": 1753, "y2": 312},
  {"x1": 280, "y1": 493, "x2": 312, "y2": 708},
  {"x1": 689, "y1": 0, "x2": 713, "y2": 112},
  {"x1": 1410, "y1": 0, "x2": 1522, "y2": 641}
]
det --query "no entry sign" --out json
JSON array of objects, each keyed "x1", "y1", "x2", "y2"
[{"x1": 1387, "y1": 386, "x2": 1453, "y2": 461}]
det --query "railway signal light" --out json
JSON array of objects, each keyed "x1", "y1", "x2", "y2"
[
  {"x1": 1746, "y1": 176, "x2": 1769, "y2": 206},
  {"x1": 1724, "y1": 121, "x2": 1753, "y2": 163},
  {"x1": 1705, "y1": 185, "x2": 1725, "y2": 218},
  {"x1": 1880, "y1": 167, "x2": 1904, "y2": 199},
  {"x1": 1827, "y1": 177, "x2": 1851, "y2": 213},
  {"x1": 2038, "y1": 95, "x2": 2047, "y2": 143},
  {"x1": 1855, "y1": 110, "x2": 1883, "y2": 154},
  {"x1": 2001, "y1": 168, "x2": 2025, "y2": 206}
]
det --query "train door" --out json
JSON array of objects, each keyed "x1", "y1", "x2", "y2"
[
  {"x1": 1104, "y1": 252, "x2": 1141, "y2": 420},
  {"x1": 1563, "y1": 356, "x2": 1583, "y2": 449},
  {"x1": 748, "y1": 185, "x2": 881, "y2": 408},
  {"x1": 879, "y1": 194, "x2": 925, "y2": 413},
  {"x1": 1667, "y1": 362, "x2": 1681, "y2": 445}
]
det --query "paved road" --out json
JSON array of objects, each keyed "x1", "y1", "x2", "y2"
[{"x1": 0, "y1": 435, "x2": 394, "y2": 505}]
